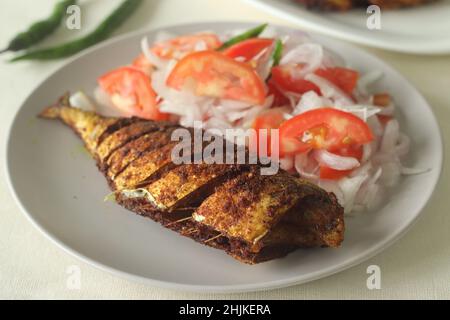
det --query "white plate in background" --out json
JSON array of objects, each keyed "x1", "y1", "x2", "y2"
[
  {"x1": 245, "y1": 0, "x2": 450, "y2": 54},
  {"x1": 5, "y1": 22, "x2": 442, "y2": 292}
]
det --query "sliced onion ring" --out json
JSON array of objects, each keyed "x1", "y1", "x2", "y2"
[{"x1": 314, "y1": 149, "x2": 360, "y2": 171}]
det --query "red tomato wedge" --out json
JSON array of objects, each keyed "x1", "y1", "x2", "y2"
[
  {"x1": 98, "y1": 66, "x2": 168, "y2": 121},
  {"x1": 319, "y1": 145, "x2": 363, "y2": 180},
  {"x1": 251, "y1": 107, "x2": 287, "y2": 156},
  {"x1": 152, "y1": 34, "x2": 222, "y2": 59},
  {"x1": 132, "y1": 54, "x2": 153, "y2": 75},
  {"x1": 315, "y1": 67, "x2": 359, "y2": 96},
  {"x1": 166, "y1": 50, "x2": 266, "y2": 105},
  {"x1": 223, "y1": 38, "x2": 274, "y2": 61},
  {"x1": 271, "y1": 65, "x2": 359, "y2": 97},
  {"x1": 278, "y1": 108, "x2": 374, "y2": 156},
  {"x1": 267, "y1": 78, "x2": 290, "y2": 107},
  {"x1": 271, "y1": 65, "x2": 320, "y2": 94}
]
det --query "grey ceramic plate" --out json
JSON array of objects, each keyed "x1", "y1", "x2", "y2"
[{"x1": 5, "y1": 22, "x2": 443, "y2": 293}]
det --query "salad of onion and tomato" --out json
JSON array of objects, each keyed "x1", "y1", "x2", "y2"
[{"x1": 72, "y1": 24, "x2": 418, "y2": 213}]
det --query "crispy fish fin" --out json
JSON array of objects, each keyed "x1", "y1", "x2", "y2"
[
  {"x1": 39, "y1": 94, "x2": 120, "y2": 155},
  {"x1": 38, "y1": 93, "x2": 71, "y2": 119}
]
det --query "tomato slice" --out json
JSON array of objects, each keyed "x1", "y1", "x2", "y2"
[
  {"x1": 271, "y1": 65, "x2": 320, "y2": 94},
  {"x1": 98, "y1": 66, "x2": 168, "y2": 121},
  {"x1": 223, "y1": 38, "x2": 273, "y2": 61},
  {"x1": 271, "y1": 65, "x2": 358, "y2": 97},
  {"x1": 166, "y1": 50, "x2": 266, "y2": 105},
  {"x1": 319, "y1": 145, "x2": 363, "y2": 180},
  {"x1": 315, "y1": 67, "x2": 359, "y2": 96},
  {"x1": 251, "y1": 107, "x2": 287, "y2": 156},
  {"x1": 267, "y1": 78, "x2": 290, "y2": 107},
  {"x1": 278, "y1": 108, "x2": 374, "y2": 156},
  {"x1": 132, "y1": 54, "x2": 153, "y2": 75},
  {"x1": 152, "y1": 34, "x2": 222, "y2": 59}
]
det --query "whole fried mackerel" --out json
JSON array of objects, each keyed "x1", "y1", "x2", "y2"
[{"x1": 39, "y1": 95, "x2": 344, "y2": 264}]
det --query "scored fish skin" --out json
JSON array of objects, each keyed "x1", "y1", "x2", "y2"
[
  {"x1": 105, "y1": 129, "x2": 178, "y2": 179},
  {"x1": 39, "y1": 97, "x2": 345, "y2": 264},
  {"x1": 113, "y1": 141, "x2": 181, "y2": 190},
  {"x1": 193, "y1": 169, "x2": 343, "y2": 253},
  {"x1": 96, "y1": 121, "x2": 163, "y2": 162},
  {"x1": 142, "y1": 163, "x2": 245, "y2": 211}
]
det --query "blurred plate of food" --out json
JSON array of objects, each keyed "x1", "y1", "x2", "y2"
[{"x1": 244, "y1": 0, "x2": 450, "y2": 54}]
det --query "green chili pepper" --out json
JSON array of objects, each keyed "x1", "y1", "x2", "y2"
[
  {"x1": 218, "y1": 23, "x2": 268, "y2": 51},
  {"x1": 272, "y1": 39, "x2": 283, "y2": 67},
  {"x1": 11, "y1": 0, "x2": 142, "y2": 62},
  {"x1": 1, "y1": 0, "x2": 76, "y2": 54}
]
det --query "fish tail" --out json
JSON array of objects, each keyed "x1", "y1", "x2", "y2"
[{"x1": 38, "y1": 93, "x2": 71, "y2": 119}]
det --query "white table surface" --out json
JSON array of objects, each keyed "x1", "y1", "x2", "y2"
[{"x1": 0, "y1": 0, "x2": 449, "y2": 300}]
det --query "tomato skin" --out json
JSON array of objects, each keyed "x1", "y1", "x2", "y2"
[
  {"x1": 278, "y1": 108, "x2": 374, "y2": 156},
  {"x1": 251, "y1": 107, "x2": 287, "y2": 156},
  {"x1": 271, "y1": 65, "x2": 320, "y2": 94},
  {"x1": 152, "y1": 34, "x2": 222, "y2": 59},
  {"x1": 223, "y1": 38, "x2": 273, "y2": 61},
  {"x1": 98, "y1": 66, "x2": 168, "y2": 121},
  {"x1": 166, "y1": 50, "x2": 266, "y2": 105},
  {"x1": 267, "y1": 78, "x2": 290, "y2": 107},
  {"x1": 315, "y1": 67, "x2": 359, "y2": 96},
  {"x1": 319, "y1": 145, "x2": 363, "y2": 180}
]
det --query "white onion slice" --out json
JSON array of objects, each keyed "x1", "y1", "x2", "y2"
[
  {"x1": 367, "y1": 115, "x2": 384, "y2": 137},
  {"x1": 93, "y1": 86, "x2": 126, "y2": 117},
  {"x1": 294, "y1": 152, "x2": 319, "y2": 180},
  {"x1": 293, "y1": 91, "x2": 331, "y2": 115},
  {"x1": 70, "y1": 91, "x2": 95, "y2": 111},
  {"x1": 339, "y1": 174, "x2": 369, "y2": 213},
  {"x1": 395, "y1": 133, "x2": 410, "y2": 157},
  {"x1": 339, "y1": 104, "x2": 381, "y2": 122},
  {"x1": 357, "y1": 70, "x2": 383, "y2": 96},
  {"x1": 280, "y1": 43, "x2": 323, "y2": 76},
  {"x1": 377, "y1": 103, "x2": 395, "y2": 116},
  {"x1": 361, "y1": 143, "x2": 373, "y2": 164},
  {"x1": 318, "y1": 180, "x2": 344, "y2": 205},
  {"x1": 350, "y1": 162, "x2": 373, "y2": 178},
  {"x1": 322, "y1": 48, "x2": 345, "y2": 68},
  {"x1": 194, "y1": 40, "x2": 207, "y2": 52},
  {"x1": 140, "y1": 37, "x2": 166, "y2": 69},
  {"x1": 255, "y1": 43, "x2": 275, "y2": 81},
  {"x1": 304, "y1": 73, "x2": 354, "y2": 106},
  {"x1": 219, "y1": 99, "x2": 253, "y2": 110},
  {"x1": 401, "y1": 166, "x2": 431, "y2": 175},
  {"x1": 314, "y1": 149, "x2": 360, "y2": 171},
  {"x1": 380, "y1": 119, "x2": 400, "y2": 153},
  {"x1": 379, "y1": 161, "x2": 401, "y2": 187}
]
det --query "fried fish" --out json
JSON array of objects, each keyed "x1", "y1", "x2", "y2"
[{"x1": 39, "y1": 95, "x2": 344, "y2": 264}]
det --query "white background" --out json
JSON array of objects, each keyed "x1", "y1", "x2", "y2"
[{"x1": 0, "y1": 0, "x2": 449, "y2": 299}]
